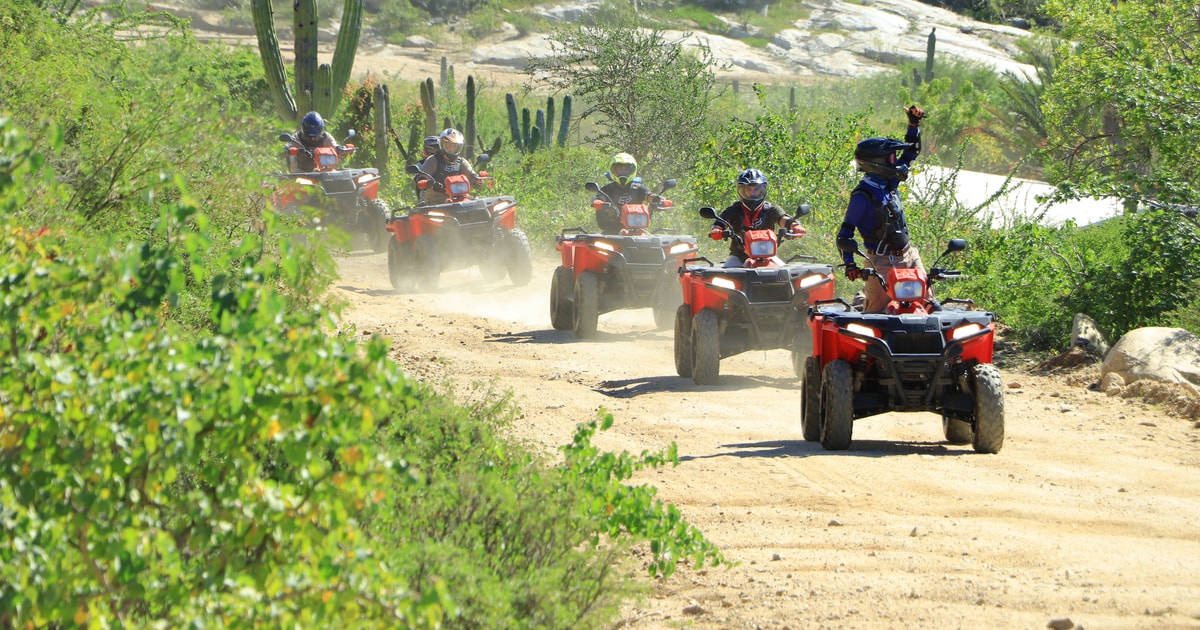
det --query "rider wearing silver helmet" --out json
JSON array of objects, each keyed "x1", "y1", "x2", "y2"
[
  {"x1": 709, "y1": 168, "x2": 806, "y2": 268},
  {"x1": 417, "y1": 128, "x2": 485, "y2": 205}
]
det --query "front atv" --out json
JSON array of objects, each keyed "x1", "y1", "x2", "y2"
[{"x1": 802, "y1": 239, "x2": 1005, "y2": 453}]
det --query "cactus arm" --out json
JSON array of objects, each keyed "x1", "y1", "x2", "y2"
[
  {"x1": 293, "y1": 0, "x2": 318, "y2": 115},
  {"x1": 556, "y1": 95, "x2": 572, "y2": 147},
  {"x1": 330, "y1": 0, "x2": 364, "y2": 116},
  {"x1": 505, "y1": 93, "x2": 523, "y2": 153},
  {"x1": 529, "y1": 126, "x2": 542, "y2": 153},
  {"x1": 488, "y1": 136, "x2": 503, "y2": 157},
  {"x1": 316, "y1": 63, "x2": 334, "y2": 118},
  {"x1": 250, "y1": 0, "x2": 297, "y2": 120},
  {"x1": 374, "y1": 83, "x2": 390, "y2": 185}
]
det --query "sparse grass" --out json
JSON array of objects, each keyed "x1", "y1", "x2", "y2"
[{"x1": 666, "y1": 4, "x2": 727, "y2": 33}]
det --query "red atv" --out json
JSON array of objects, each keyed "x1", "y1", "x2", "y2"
[
  {"x1": 801, "y1": 238, "x2": 1004, "y2": 453},
  {"x1": 384, "y1": 155, "x2": 532, "y2": 291},
  {"x1": 674, "y1": 205, "x2": 835, "y2": 385},
  {"x1": 551, "y1": 179, "x2": 698, "y2": 337},
  {"x1": 274, "y1": 130, "x2": 390, "y2": 252}
]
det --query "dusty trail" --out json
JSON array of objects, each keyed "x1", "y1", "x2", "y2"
[{"x1": 333, "y1": 251, "x2": 1200, "y2": 630}]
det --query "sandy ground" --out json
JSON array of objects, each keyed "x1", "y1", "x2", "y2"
[{"x1": 330, "y1": 250, "x2": 1200, "y2": 630}]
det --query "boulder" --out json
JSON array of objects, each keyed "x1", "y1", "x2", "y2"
[
  {"x1": 1100, "y1": 327, "x2": 1200, "y2": 396},
  {"x1": 1071, "y1": 313, "x2": 1109, "y2": 358}
]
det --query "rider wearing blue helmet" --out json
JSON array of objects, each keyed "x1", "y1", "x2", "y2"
[
  {"x1": 290, "y1": 111, "x2": 336, "y2": 172},
  {"x1": 838, "y1": 105, "x2": 933, "y2": 312},
  {"x1": 708, "y1": 168, "x2": 807, "y2": 268}
]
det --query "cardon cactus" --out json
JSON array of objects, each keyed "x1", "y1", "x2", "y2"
[
  {"x1": 924, "y1": 27, "x2": 936, "y2": 84},
  {"x1": 505, "y1": 93, "x2": 573, "y2": 154},
  {"x1": 419, "y1": 74, "x2": 501, "y2": 160},
  {"x1": 250, "y1": 0, "x2": 364, "y2": 121},
  {"x1": 373, "y1": 83, "x2": 390, "y2": 187}
]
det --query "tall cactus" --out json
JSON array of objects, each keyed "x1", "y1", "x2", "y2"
[
  {"x1": 464, "y1": 76, "x2": 477, "y2": 160},
  {"x1": 373, "y1": 83, "x2": 391, "y2": 187},
  {"x1": 420, "y1": 77, "x2": 438, "y2": 135},
  {"x1": 505, "y1": 93, "x2": 524, "y2": 153},
  {"x1": 251, "y1": 0, "x2": 364, "y2": 121},
  {"x1": 924, "y1": 27, "x2": 936, "y2": 84},
  {"x1": 557, "y1": 95, "x2": 572, "y2": 147}
]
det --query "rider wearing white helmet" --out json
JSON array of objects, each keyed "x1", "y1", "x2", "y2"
[{"x1": 417, "y1": 128, "x2": 485, "y2": 205}]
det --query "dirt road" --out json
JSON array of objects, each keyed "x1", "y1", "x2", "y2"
[{"x1": 332, "y1": 251, "x2": 1200, "y2": 630}]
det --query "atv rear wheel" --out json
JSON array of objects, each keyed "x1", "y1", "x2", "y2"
[
  {"x1": 801, "y1": 356, "x2": 822, "y2": 442},
  {"x1": 820, "y1": 359, "x2": 854, "y2": 450},
  {"x1": 573, "y1": 271, "x2": 600, "y2": 338},
  {"x1": 942, "y1": 415, "x2": 974, "y2": 444},
  {"x1": 674, "y1": 304, "x2": 693, "y2": 378},
  {"x1": 971, "y1": 363, "x2": 1005, "y2": 454},
  {"x1": 550, "y1": 266, "x2": 574, "y2": 331},
  {"x1": 506, "y1": 228, "x2": 533, "y2": 286},
  {"x1": 691, "y1": 309, "x2": 720, "y2": 385},
  {"x1": 387, "y1": 237, "x2": 413, "y2": 291}
]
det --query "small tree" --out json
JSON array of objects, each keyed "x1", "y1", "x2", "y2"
[{"x1": 525, "y1": 14, "x2": 720, "y2": 179}]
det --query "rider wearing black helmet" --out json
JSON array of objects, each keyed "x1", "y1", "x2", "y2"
[
  {"x1": 290, "y1": 111, "x2": 336, "y2": 172},
  {"x1": 417, "y1": 128, "x2": 485, "y2": 205},
  {"x1": 838, "y1": 105, "x2": 932, "y2": 313},
  {"x1": 708, "y1": 168, "x2": 807, "y2": 268}
]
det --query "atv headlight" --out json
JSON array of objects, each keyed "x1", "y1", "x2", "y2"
[
  {"x1": 447, "y1": 180, "x2": 471, "y2": 195},
  {"x1": 747, "y1": 239, "x2": 777, "y2": 258},
  {"x1": 593, "y1": 240, "x2": 616, "y2": 253},
  {"x1": 798, "y1": 273, "x2": 829, "y2": 289},
  {"x1": 710, "y1": 277, "x2": 739, "y2": 291},
  {"x1": 949, "y1": 323, "x2": 984, "y2": 340},
  {"x1": 426, "y1": 211, "x2": 448, "y2": 218},
  {"x1": 355, "y1": 173, "x2": 377, "y2": 185},
  {"x1": 294, "y1": 177, "x2": 316, "y2": 186},
  {"x1": 846, "y1": 323, "x2": 879, "y2": 338},
  {"x1": 893, "y1": 279, "x2": 925, "y2": 300},
  {"x1": 668, "y1": 242, "x2": 695, "y2": 256},
  {"x1": 318, "y1": 153, "x2": 338, "y2": 168},
  {"x1": 625, "y1": 212, "x2": 649, "y2": 228}
]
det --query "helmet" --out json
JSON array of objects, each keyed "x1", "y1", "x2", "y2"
[
  {"x1": 422, "y1": 135, "x2": 439, "y2": 157},
  {"x1": 608, "y1": 152, "x2": 638, "y2": 186},
  {"x1": 735, "y1": 168, "x2": 768, "y2": 209},
  {"x1": 438, "y1": 128, "x2": 465, "y2": 158},
  {"x1": 854, "y1": 137, "x2": 917, "y2": 181},
  {"x1": 300, "y1": 111, "x2": 325, "y2": 144}
]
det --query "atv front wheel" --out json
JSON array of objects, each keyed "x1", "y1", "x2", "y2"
[
  {"x1": 801, "y1": 356, "x2": 822, "y2": 442},
  {"x1": 691, "y1": 309, "x2": 720, "y2": 385},
  {"x1": 573, "y1": 271, "x2": 600, "y2": 338},
  {"x1": 971, "y1": 363, "x2": 1005, "y2": 454},
  {"x1": 415, "y1": 235, "x2": 440, "y2": 291},
  {"x1": 942, "y1": 415, "x2": 974, "y2": 444},
  {"x1": 362, "y1": 199, "x2": 391, "y2": 253},
  {"x1": 550, "y1": 266, "x2": 574, "y2": 331},
  {"x1": 506, "y1": 228, "x2": 533, "y2": 286},
  {"x1": 820, "y1": 359, "x2": 854, "y2": 450},
  {"x1": 387, "y1": 237, "x2": 413, "y2": 291},
  {"x1": 674, "y1": 304, "x2": 693, "y2": 378}
]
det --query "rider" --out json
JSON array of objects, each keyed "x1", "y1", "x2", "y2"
[
  {"x1": 288, "y1": 111, "x2": 337, "y2": 172},
  {"x1": 593, "y1": 152, "x2": 657, "y2": 234},
  {"x1": 412, "y1": 135, "x2": 440, "y2": 197},
  {"x1": 708, "y1": 168, "x2": 807, "y2": 268},
  {"x1": 416, "y1": 128, "x2": 485, "y2": 205},
  {"x1": 837, "y1": 105, "x2": 936, "y2": 313}
]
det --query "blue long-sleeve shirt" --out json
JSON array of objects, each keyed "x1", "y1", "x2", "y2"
[{"x1": 837, "y1": 125, "x2": 921, "y2": 264}]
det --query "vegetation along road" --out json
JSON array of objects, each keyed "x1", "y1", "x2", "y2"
[{"x1": 335, "y1": 252, "x2": 1200, "y2": 630}]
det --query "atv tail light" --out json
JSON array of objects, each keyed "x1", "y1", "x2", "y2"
[
  {"x1": 846, "y1": 323, "x2": 880, "y2": 338},
  {"x1": 710, "y1": 277, "x2": 739, "y2": 291},
  {"x1": 893, "y1": 279, "x2": 925, "y2": 300},
  {"x1": 949, "y1": 323, "x2": 984, "y2": 340},
  {"x1": 593, "y1": 240, "x2": 617, "y2": 253},
  {"x1": 798, "y1": 273, "x2": 830, "y2": 290},
  {"x1": 294, "y1": 177, "x2": 316, "y2": 186},
  {"x1": 667, "y1": 242, "x2": 695, "y2": 256}
]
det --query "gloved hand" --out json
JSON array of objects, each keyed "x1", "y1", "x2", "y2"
[
  {"x1": 845, "y1": 263, "x2": 862, "y2": 281},
  {"x1": 709, "y1": 227, "x2": 726, "y2": 241},
  {"x1": 905, "y1": 105, "x2": 926, "y2": 126},
  {"x1": 788, "y1": 222, "x2": 806, "y2": 236}
]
